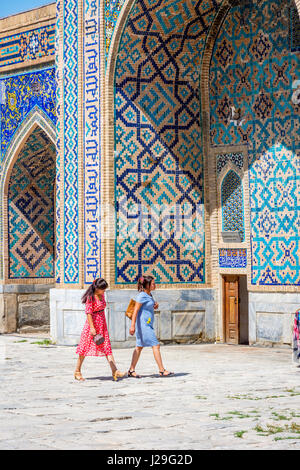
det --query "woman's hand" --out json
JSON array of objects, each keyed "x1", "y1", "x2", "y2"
[
  {"x1": 154, "y1": 302, "x2": 159, "y2": 309},
  {"x1": 129, "y1": 325, "x2": 135, "y2": 336},
  {"x1": 90, "y1": 327, "x2": 96, "y2": 337}
]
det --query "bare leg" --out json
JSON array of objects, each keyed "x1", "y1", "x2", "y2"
[
  {"x1": 106, "y1": 353, "x2": 117, "y2": 375},
  {"x1": 74, "y1": 355, "x2": 85, "y2": 381},
  {"x1": 129, "y1": 346, "x2": 143, "y2": 376},
  {"x1": 152, "y1": 345, "x2": 171, "y2": 375},
  {"x1": 106, "y1": 354, "x2": 125, "y2": 379}
]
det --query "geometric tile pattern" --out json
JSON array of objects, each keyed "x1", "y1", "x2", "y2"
[
  {"x1": 115, "y1": 0, "x2": 222, "y2": 284},
  {"x1": 0, "y1": 67, "x2": 56, "y2": 161},
  {"x1": 221, "y1": 170, "x2": 245, "y2": 241},
  {"x1": 0, "y1": 24, "x2": 55, "y2": 69},
  {"x1": 217, "y1": 152, "x2": 244, "y2": 176},
  {"x1": 8, "y1": 127, "x2": 55, "y2": 278},
  {"x1": 210, "y1": 0, "x2": 300, "y2": 286},
  {"x1": 84, "y1": 0, "x2": 102, "y2": 283},
  {"x1": 63, "y1": 0, "x2": 79, "y2": 284},
  {"x1": 219, "y1": 248, "x2": 247, "y2": 268}
]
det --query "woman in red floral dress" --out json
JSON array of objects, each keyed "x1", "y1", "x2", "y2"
[{"x1": 74, "y1": 278, "x2": 124, "y2": 381}]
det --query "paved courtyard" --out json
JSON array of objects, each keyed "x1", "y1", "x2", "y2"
[{"x1": 0, "y1": 334, "x2": 299, "y2": 450}]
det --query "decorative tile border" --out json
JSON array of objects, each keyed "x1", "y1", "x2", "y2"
[
  {"x1": 63, "y1": 0, "x2": 80, "y2": 284},
  {"x1": 105, "y1": 0, "x2": 126, "y2": 64},
  {"x1": 83, "y1": 0, "x2": 101, "y2": 283},
  {"x1": 55, "y1": 0, "x2": 62, "y2": 284},
  {"x1": 291, "y1": 5, "x2": 300, "y2": 52},
  {"x1": 0, "y1": 24, "x2": 55, "y2": 69}
]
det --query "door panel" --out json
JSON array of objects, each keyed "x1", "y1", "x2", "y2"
[
  {"x1": 229, "y1": 296, "x2": 236, "y2": 324},
  {"x1": 224, "y1": 276, "x2": 239, "y2": 344}
]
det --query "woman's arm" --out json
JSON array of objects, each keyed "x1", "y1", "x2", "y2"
[
  {"x1": 129, "y1": 302, "x2": 142, "y2": 335},
  {"x1": 87, "y1": 313, "x2": 96, "y2": 336}
]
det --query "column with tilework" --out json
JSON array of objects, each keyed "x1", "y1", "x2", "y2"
[{"x1": 50, "y1": 0, "x2": 104, "y2": 344}]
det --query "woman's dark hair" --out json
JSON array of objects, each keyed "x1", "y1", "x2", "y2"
[
  {"x1": 137, "y1": 275, "x2": 154, "y2": 292},
  {"x1": 82, "y1": 278, "x2": 108, "y2": 303}
]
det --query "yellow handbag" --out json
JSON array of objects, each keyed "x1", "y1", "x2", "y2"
[{"x1": 125, "y1": 299, "x2": 136, "y2": 319}]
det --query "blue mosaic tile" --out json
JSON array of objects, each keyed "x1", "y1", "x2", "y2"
[
  {"x1": 219, "y1": 249, "x2": 247, "y2": 268},
  {"x1": 210, "y1": 0, "x2": 300, "y2": 286},
  {"x1": 0, "y1": 68, "x2": 56, "y2": 161},
  {"x1": 221, "y1": 170, "x2": 245, "y2": 241},
  {"x1": 114, "y1": 0, "x2": 222, "y2": 284},
  {"x1": 0, "y1": 24, "x2": 55, "y2": 69}
]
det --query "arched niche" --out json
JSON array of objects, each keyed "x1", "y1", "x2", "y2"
[
  {"x1": 0, "y1": 109, "x2": 56, "y2": 333},
  {"x1": 5, "y1": 127, "x2": 56, "y2": 281},
  {"x1": 221, "y1": 170, "x2": 245, "y2": 242},
  {"x1": 0, "y1": 107, "x2": 56, "y2": 283}
]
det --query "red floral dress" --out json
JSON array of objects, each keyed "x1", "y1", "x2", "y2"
[{"x1": 76, "y1": 295, "x2": 112, "y2": 357}]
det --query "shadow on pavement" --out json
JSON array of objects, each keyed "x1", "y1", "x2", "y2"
[
  {"x1": 86, "y1": 375, "x2": 126, "y2": 381},
  {"x1": 141, "y1": 372, "x2": 189, "y2": 378},
  {"x1": 85, "y1": 372, "x2": 188, "y2": 381}
]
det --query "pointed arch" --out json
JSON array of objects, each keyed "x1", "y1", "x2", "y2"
[
  {"x1": 221, "y1": 170, "x2": 245, "y2": 242},
  {"x1": 2, "y1": 106, "x2": 55, "y2": 174},
  {"x1": 0, "y1": 107, "x2": 56, "y2": 283},
  {"x1": 104, "y1": 0, "x2": 226, "y2": 286}
]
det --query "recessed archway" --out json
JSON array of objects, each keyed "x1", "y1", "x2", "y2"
[
  {"x1": 5, "y1": 126, "x2": 55, "y2": 281},
  {"x1": 0, "y1": 107, "x2": 56, "y2": 282}
]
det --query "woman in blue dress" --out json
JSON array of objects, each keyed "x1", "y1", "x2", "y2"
[{"x1": 128, "y1": 275, "x2": 173, "y2": 377}]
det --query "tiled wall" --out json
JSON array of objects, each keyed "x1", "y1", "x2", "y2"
[
  {"x1": 0, "y1": 67, "x2": 56, "y2": 161},
  {"x1": 0, "y1": 24, "x2": 55, "y2": 69},
  {"x1": 114, "y1": 0, "x2": 222, "y2": 285},
  {"x1": 210, "y1": 0, "x2": 300, "y2": 286}
]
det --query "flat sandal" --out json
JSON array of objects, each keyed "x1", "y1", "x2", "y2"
[
  {"x1": 128, "y1": 369, "x2": 141, "y2": 378},
  {"x1": 159, "y1": 369, "x2": 174, "y2": 377}
]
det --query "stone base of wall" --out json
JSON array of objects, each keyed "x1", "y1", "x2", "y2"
[
  {"x1": 249, "y1": 292, "x2": 299, "y2": 347},
  {"x1": 0, "y1": 284, "x2": 53, "y2": 334},
  {"x1": 50, "y1": 288, "x2": 217, "y2": 346}
]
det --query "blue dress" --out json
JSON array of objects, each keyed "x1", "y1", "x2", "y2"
[{"x1": 135, "y1": 291, "x2": 159, "y2": 347}]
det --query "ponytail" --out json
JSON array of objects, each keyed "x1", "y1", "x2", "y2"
[{"x1": 137, "y1": 275, "x2": 154, "y2": 292}]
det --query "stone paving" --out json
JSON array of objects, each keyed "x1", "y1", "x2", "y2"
[{"x1": 0, "y1": 334, "x2": 299, "y2": 450}]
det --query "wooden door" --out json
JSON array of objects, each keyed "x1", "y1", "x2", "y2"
[{"x1": 224, "y1": 276, "x2": 239, "y2": 344}]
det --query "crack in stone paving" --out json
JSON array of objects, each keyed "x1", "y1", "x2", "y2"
[{"x1": 90, "y1": 417, "x2": 132, "y2": 422}]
